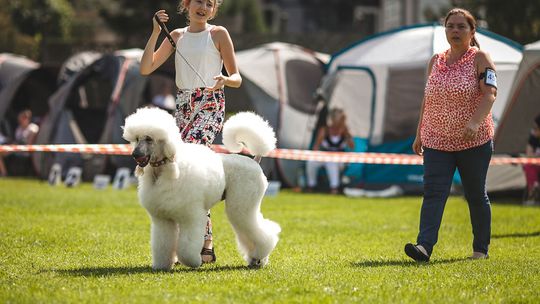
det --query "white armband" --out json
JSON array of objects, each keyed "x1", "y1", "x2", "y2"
[{"x1": 480, "y1": 68, "x2": 497, "y2": 88}]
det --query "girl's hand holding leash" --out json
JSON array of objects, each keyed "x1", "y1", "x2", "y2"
[
  {"x1": 207, "y1": 75, "x2": 229, "y2": 91},
  {"x1": 153, "y1": 10, "x2": 169, "y2": 34}
]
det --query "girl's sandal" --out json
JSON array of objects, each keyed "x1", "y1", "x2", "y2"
[{"x1": 201, "y1": 248, "x2": 216, "y2": 263}]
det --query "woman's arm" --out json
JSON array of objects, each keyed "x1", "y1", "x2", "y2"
[
  {"x1": 413, "y1": 54, "x2": 437, "y2": 155},
  {"x1": 208, "y1": 26, "x2": 242, "y2": 90},
  {"x1": 312, "y1": 127, "x2": 326, "y2": 151},
  {"x1": 526, "y1": 143, "x2": 534, "y2": 157},
  {"x1": 463, "y1": 50, "x2": 497, "y2": 141},
  {"x1": 140, "y1": 10, "x2": 176, "y2": 75}
]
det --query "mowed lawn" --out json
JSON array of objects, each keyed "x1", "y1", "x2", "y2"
[{"x1": 0, "y1": 178, "x2": 539, "y2": 303}]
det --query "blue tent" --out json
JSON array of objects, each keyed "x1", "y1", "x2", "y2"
[{"x1": 319, "y1": 23, "x2": 523, "y2": 192}]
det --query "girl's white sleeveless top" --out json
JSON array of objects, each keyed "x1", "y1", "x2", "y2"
[{"x1": 175, "y1": 25, "x2": 222, "y2": 89}]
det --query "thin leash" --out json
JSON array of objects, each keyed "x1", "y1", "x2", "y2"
[
  {"x1": 154, "y1": 15, "x2": 212, "y2": 136},
  {"x1": 155, "y1": 16, "x2": 261, "y2": 164},
  {"x1": 154, "y1": 15, "x2": 209, "y2": 87}
]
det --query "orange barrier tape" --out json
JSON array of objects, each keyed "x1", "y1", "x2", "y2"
[{"x1": 1, "y1": 144, "x2": 539, "y2": 165}]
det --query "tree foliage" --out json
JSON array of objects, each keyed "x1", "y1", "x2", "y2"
[
  {"x1": 220, "y1": 0, "x2": 266, "y2": 33},
  {"x1": 9, "y1": 0, "x2": 74, "y2": 38},
  {"x1": 0, "y1": 0, "x2": 74, "y2": 58},
  {"x1": 98, "y1": 0, "x2": 181, "y2": 46}
]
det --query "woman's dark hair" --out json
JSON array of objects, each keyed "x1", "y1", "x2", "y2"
[
  {"x1": 444, "y1": 8, "x2": 480, "y2": 49},
  {"x1": 534, "y1": 114, "x2": 540, "y2": 128}
]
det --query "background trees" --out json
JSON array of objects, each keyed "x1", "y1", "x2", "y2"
[{"x1": 1, "y1": 0, "x2": 540, "y2": 61}]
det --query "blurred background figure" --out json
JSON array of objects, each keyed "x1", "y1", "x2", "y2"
[
  {"x1": 305, "y1": 108, "x2": 354, "y2": 194},
  {"x1": 0, "y1": 109, "x2": 40, "y2": 176},
  {"x1": 523, "y1": 114, "x2": 540, "y2": 205},
  {"x1": 151, "y1": 83, "x2": 176, "y2": 112},
  {"x1": 14, "y1": 110, "x2": 39, "y2": 147}
]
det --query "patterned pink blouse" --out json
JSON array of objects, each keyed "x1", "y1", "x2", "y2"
[{"x1": 421, "y1": 47, "x2": 494, "y2": 151}]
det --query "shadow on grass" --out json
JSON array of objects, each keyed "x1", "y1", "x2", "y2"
[
  {"x1": 351, "y1": 257, "x2": 468, "y2": 268},
  {"x1": 51, "y1": 264, "x2": 257, "y2": 277},
  {"x1": 492, "y1": 231, "x2": 540, "y2": 239}
]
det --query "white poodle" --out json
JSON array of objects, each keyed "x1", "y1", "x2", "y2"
[{"x1": 122, "y1": 107, "x2": 280, "y2": 270}]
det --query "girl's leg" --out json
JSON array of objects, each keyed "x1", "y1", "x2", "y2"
[
  {"x1": 325, "y1": 162, "x2": 341, "y2": 193},
  {"x1": 201, "y1": 211, "x2": 215, "y2": 263},
  {"x1": 456, "y1": 141, "x2": 492, "y2": 255},
  {"x1": 416, "y1": 148, "x2": 456, "y2": 256},
  {"x1": 306, "y1": 161, "x2": 323, "y2": 188},
  {"x1": 182, "y1": 89, "x2": 225, "y2": 263}
]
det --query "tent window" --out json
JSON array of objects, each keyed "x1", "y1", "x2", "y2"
[
  {"x1": 383, "y1": 67, "x2": 425, "y2": 141},
  {"x1": 285, "y1": 60, "x2": 322, "y2": 114}
]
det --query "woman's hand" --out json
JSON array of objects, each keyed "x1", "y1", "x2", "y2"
[
  {"x1": 412, "y1": 135, "x2": 423, "y2": 156},
  {"x1": 463, "y1": 121, "x2": 480, "y2": 141},
  {"x1": 207, "y1": 74, "x2": 228, "y2": 91},
  {"x1": 153, "y1": 10, "x2": 169, "y2": 33}
]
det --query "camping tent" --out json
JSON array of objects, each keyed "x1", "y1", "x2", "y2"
[
  {"x1": 320, "y1": 23, "x2": 523, "y2": 191},
  {"x1": 487, "y1": 41, "x2": 540, "y2": 192},
  {"x1": 0, "y1": 53, "x2": 58, "y2": 139},
  {"x1": 33, "y1": 49, "x2": 175, "y2": 180},
  {"x1": 225, "y1": 42, "x2": 329, "y2": 186}
]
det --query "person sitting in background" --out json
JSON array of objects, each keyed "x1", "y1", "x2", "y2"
[
  {"x1": 14, "y1": 109, "x2": 39, "y2": 148},
  {"x1": 305, "y1": 108, "x2": 354, "y2": 194},
  {"x1": 0, "y1": 110, "x2": 39, "y2": 176},
  {"x1": 524, "y1": 114, "x2": 540, "y2": 205},
  {"x1": 0, "y1": 130, "x2": 8, "y2": 176},
  {"x1": 151, "y1": 84, "x2": 176, "y2": 112}
]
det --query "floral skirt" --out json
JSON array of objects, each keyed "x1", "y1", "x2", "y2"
[{"x1": 174, "y1": 88, "x2": 225, "y2": 147}]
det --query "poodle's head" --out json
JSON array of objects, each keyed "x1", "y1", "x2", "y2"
[{"x1": 122, "y1": 107, "x2": 181, "y2": 168}]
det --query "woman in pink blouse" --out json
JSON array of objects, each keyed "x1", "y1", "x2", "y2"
[{"x1": 404, "y1": 8, "x2": 497, "y2": 262}]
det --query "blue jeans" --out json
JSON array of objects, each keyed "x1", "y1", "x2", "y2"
[{"x1": 417, "y1": 140, "x2": 492, "y2": 255}]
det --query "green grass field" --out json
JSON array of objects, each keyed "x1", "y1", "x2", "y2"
[{"x1": 0, "y1": 178, "x2": 539, "y2": 303}]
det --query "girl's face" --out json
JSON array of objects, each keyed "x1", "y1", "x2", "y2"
[
  {"x1": 533, "y1": 124, "x2": 540, "y2": 138},
  {"x1": 445, "y1": 14, "x2": 474, "y2": 47},
  {"x1": 187, "y1": 0, "x2": 216, "y2": 23}
]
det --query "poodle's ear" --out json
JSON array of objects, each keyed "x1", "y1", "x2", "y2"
[
  {"x1": 135, "y1": 165, "x2": 144, "y2": 177},
  {"x1": 162, "y1": 138, "x2": 176, "y2": 160}
]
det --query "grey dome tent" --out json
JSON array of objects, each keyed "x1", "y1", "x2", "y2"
[
  {"x1": 33, "y1": 49, "x2": 175, "y2": 180},
  {"x1": 0, "y1": 53, "x2": 58, "y2": 141},
  {"x1": 225, "y1": 42, "x2": 329, "y2": 186}
]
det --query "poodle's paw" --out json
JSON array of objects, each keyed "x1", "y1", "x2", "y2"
[
  {"x1": 152, "y1": 263, "x2": 174, "y2": 272},
  {"x1": 177, "y1": 255, "x2": 202, "y2": 269},
  {"x1": 248, "y1": 256, "x2": 269, "y2": 269}
]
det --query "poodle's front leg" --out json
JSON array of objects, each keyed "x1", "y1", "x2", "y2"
[
  {"x1": 150, "y1": 216, "x2": 179, "y2": 271},
  {"x1": 176, "y1": 212, "x2": 207, "y2": 268}
]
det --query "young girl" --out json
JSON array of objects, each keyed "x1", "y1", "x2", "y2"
[
  {"x1": 140, "y1": 0, "x2": 242, "y2": 263},
  {"x1": 305, "y1": 108, "x2": 354, "y2": 194}
]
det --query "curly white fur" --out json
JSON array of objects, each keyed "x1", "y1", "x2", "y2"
[
  {"x1": 122, "y1": 107, "x2": 280, "y2": 270},
  {"x1": 222, "y1": 112, "x2": 276, "y2": 155}
]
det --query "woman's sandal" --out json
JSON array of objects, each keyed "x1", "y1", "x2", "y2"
[{"x1": 201, "y1": 247, "x2": 216, "y2": 263}]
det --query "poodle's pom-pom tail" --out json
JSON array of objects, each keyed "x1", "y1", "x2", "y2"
[{"x1": 222, "y1": 112, "x2": 276, "y2": 156}]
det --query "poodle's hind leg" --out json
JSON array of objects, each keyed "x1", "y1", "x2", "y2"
[
  {"x1": 225, "y1": 186, "x2": 281, "y2": 267},
  {"x1": 150, "y1": 216, "x2": 179, "y2": 271},
  {"x1": 176, "y1": 212, "x2": 207, "y2": 269}
]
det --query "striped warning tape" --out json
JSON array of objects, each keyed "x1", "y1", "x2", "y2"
[{"x1": 0, "y1": 144, "x2": 539, "y2": 165}]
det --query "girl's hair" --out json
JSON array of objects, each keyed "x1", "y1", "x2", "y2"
[
  {"x1": 327, "y1": 108, "x2": 346, "y2": 126},
  {"x1": 444, "y1": 8, "x2": 480, "y2": 48},
  {"x1": 178, "y1": 0, "x2": 223, "y2": 20}
]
